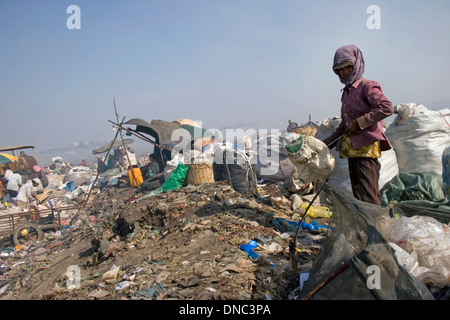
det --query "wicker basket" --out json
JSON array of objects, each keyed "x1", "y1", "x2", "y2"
[
  {"x1": 291, "y1": 126, "x2": 318, "y2": 137},
  {"x1": 185, "y1": 163, "x2": 215, "y2": 185}
]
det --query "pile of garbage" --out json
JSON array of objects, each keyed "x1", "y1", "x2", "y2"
[
  {"x1": 0, "y1": 173, "x2": 330, "y2": 300},
  {"x1": 0, "y1": 105, "x2": 449, "y2": 301}
]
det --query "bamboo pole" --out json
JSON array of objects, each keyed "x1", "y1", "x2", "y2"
[{"x1": 113, "y1": 98, "x2": 140, "y2": 188}]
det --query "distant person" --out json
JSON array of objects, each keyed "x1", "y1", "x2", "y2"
[
  {"x1": 148, "y1": 154, "x2": 160, "y2": 175},
  {"x1": 79, "y1": 158, "x2": 89, "y2": 167},
  {"x1": 33, "y1": 165, "x2": 49, "y2": 188},
  {"x1": 0, "y1": 181, "x2": 4, "y2": 200},
  {"x1": 97, "y1": 156, "x2": 107, "y2": 174},
  {"x1": 106, "y1": 154, "x2": 118, "y2": 170},
  {"x1": 142, "y1": 154, "x2": 160, "y2": 177},
  {"x1": 16, "y1": 178, "x2": 39, "y2": 210},
  {"x1": 124, "y1": 148, "x2": 143, "y2": 187},
  {"x1": 114, "y1": 148, "x2": 125, "y2": 166},
  {"x1": 322, "y1": 44, "x2": 394, "y2": 205},
  {"x1": 5, "y1": 169, "x2": 22, "y2": 199}
]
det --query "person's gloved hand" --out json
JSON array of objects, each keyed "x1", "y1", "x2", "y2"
[{"x1": 345, "y1": 120, "x2": 359, "y2": 136}]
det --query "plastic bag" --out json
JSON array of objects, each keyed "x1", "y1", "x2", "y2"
[
  {"x1": 386, "y1": 215, "x2": 445, "y2": 244},
  {"x1": 300, "y1": 202, "x2": 331, "y2": 219},
  {"x1": 385, "y1": 215, "x2": 450, "y2": 279},
  {"x1": 389, "y1": 242, "x2": 430, "y2": 278},
  {"x1": 160, "y1": 162, "x2": 188, "y2": 192}
]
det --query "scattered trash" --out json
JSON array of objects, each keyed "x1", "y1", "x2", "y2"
[{"x1": 0, "y1": 110, "x2": 448, "y2": 301}]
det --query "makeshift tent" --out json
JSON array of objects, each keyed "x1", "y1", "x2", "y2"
[
  {"x1": 297, "y1": 183, "x2": 434, "y2": 300},
  {"x1": 173, "y1": 119, "x2": 200, "y2": 127},
  {"x1": 124, "y1": 118, "x2": 213, "y2": 150},
  {"x1": 124, "y1": 118, "x2": 190, "y2": 170},
  {"x1": 92, "y1": 139, "x2": 134, "y2": 155},
  {"x1": 124, "y1": 118, "x2": 189, "y2": 148}
]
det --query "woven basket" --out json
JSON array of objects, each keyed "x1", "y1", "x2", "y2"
[
  {"x1": 292, "y1": 126, "x2": 318, "y2": 137},
  {"x1": 185, "y1": 163, "x2": 215, "y2": 185}
]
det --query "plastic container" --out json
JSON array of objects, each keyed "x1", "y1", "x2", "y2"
[{"x1": 128, "y1": 167, "x2": 143, "y2": 187}]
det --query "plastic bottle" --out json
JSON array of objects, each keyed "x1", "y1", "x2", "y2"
[
  {"x1": 148, "y1": 169, "x2": 153, "y2": 178},
  {"x1": 300, "y1": 202, "x2": 331, "y2": 218}
]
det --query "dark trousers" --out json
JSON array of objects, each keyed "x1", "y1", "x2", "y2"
[{"x1": 348, "y1": 157, "x2": 381, "y2": 205}]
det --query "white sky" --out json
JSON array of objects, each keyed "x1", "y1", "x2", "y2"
[{"x1": 1, "y1": 0, "x2": 450, "y2": 155}]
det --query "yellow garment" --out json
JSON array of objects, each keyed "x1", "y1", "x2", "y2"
[{"x1": 339, "y1": 135, "x2": 381, "y2": 159}]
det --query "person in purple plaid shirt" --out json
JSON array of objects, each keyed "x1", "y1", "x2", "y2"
[{"x1": 323, "y1": 45, "x2": 394, "y2": 205}]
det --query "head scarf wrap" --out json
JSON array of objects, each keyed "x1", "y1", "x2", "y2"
[{"x1": 333, "y1": 44, "x2": 365, "y2": 86}]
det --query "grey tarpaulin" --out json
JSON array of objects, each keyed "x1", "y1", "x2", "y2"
[
  {"x1": 124, "y1": 118, "x2": 190, "y2": 148},
  {"x1": 380, "y1": 171, "x2": 450, "y2": 210},
  {"x1": 297, "y1": 183, "x2": 434, "y2": 300},
  {"x1": 92, "y1": 139, "x2": 134, "y2": 155}
]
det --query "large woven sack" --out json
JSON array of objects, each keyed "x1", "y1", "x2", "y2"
[
  {"x1": 283, "y1": 134, "x2": 335, "y2": 184},
  {"x1": 385, "y1": 104, "x2": 450, "y2": 174}
]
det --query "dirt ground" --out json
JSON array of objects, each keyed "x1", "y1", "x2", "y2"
[{"x1": 0, "y1": 181, "x2": 327, "y2": 300}]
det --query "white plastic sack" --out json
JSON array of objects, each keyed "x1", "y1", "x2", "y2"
[
  {"x1": 282, "y1": 133, "x2": 335, "y2": 184},
  {"x1": 385, "y1": 103, "x2": 450, "y2": 174},
  {"x1": 46, "y1": 173, "x2": 66, "y2": 189}
]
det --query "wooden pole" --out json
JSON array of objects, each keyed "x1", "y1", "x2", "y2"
[{"x1": 113, "y1": 98, "x2": 139, "y2": 188}]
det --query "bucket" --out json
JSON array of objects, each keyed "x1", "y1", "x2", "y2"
[{"x1": 185, "y1": 163, "x2": 214, "y2": 185}]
